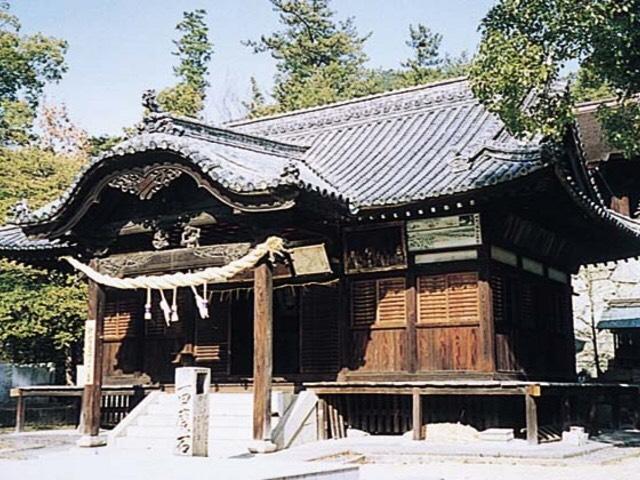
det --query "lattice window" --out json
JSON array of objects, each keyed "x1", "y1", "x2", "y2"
[
  {"x1": 417, "y1": 272, "x2": 479, "y2": 324},
  {"x1": 351, "y1": 277, "x2": 406, "y2": 327},
  {"x1": 104, "y1": 292, "x2": 141, "y2": 340}
]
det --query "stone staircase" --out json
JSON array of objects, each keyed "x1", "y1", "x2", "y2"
[{"x1": 109, "y1": 391, "x2": 293, "y2": 455}]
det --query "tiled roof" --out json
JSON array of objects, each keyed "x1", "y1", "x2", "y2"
[
  {"x1": 598, "y1": 299, "x2": 640, "y2": 330},
  {"x1": 0, "y1": 226, "x2": 68, "y2": 252},
  {"x1": 11, "y1": 124, "x2": 340, "y2": 226},
  {"x1": 228, "y1": 78, "x2": 546, "y2": 209}
]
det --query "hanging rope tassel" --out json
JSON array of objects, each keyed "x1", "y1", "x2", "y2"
[
  {"x1": 190, "y1": 284, "x2": 209, "y2": 319},
  {"x1": 159, "y1": 290, "x2": 172, "y2": 326},
  {"x1": 144, "y1": 288, "x2": 152, "y2": 320},
  {"x1": 171, "y1": 287, "x2": 179, "y2": 322}
]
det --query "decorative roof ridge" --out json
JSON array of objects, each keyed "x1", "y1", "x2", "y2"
[
  {"x1": 137, "y1": 113, "x2": 309, "y2": 158},
  {"x1": 227, "y1": 77, "x2": 469, "y2": 128},
  {"x1": 9, "y1": 132, "x2": 345, "y2": 227},
  {"x1": 447, "y1": 140, "x2": 543, "y2": 173},
  {"x1": 226, "y1": 78, "x2": 471, "y2": 136}
]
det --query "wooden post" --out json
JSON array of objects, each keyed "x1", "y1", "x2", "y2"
[
  {"x1": 561, "y1": 396, "x2": 572, "y2": 431},
  {"x1": 412, "y1": 388, "x2": 424, "y2": 440},
  {"x1": 15, "y1": 390, "x2": 25, "y2": 433},
  {"x1": 317, "y1": 398, "x2": 328, "y2": 440},
  {"x1": 525, "y1": 386, "x2": 540, "y2": 445},
  {"x1": 612, "y1": 393, "x2": 621, "y2": 430},
  {"x1": 478, "y1": 278, "x2": 496, "y2": 373},
  {"x1": 79, "y1": 262, "x2": 106, "y2": 444},
  {"x1": 405, "y1": 275, "x2": 417, "y2": 373},
  {"x1": 253, "y1": 261, "x2": 273, "y2": 442}
]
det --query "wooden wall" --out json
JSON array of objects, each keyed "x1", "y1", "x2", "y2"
[
  {"x1": 491, "y1": 262, "x2": 575, "y2": 379},
  {"x1": 346, "y1": 270, "x2": 489, "y2": 375}
]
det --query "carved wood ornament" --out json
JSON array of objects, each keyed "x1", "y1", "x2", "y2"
[{"x1": 108, "y1": 166, "x2": 183, "y2": 200}]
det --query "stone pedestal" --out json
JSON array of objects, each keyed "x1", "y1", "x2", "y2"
[
  {"x1": 562, "y1": 426, "x2": 589, "y2": 446},
  {"x1": 175, "y1": 367, "x2": 210, "y2": 457}
]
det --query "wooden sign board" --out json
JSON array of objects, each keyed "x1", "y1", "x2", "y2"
[
  {"x1": 290, "y1": 244, "x2": 331, "y2": 276},
  {"x1": 407, "y1": 213, "x2": 481, "y2": 252}
]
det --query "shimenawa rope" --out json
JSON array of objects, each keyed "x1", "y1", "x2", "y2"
[{"x1": 61, "y1": 236, "x2": 286, "y2": 290}]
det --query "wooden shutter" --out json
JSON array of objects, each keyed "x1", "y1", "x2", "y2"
[
  {"x1": 352, "y1": 280, "x2": 377, "y2": 327},
  {"x1": 520, "y1": 280, "x2": 536, "y2": 328},
  {"x1": 491, "y1": 274, "x2": 506, "y2": 324},
  {"x1": 301, "y1": 286, "x2": 340, "y2": 373},
  {"x1": 351, "y1": 278, "x2": 406, "y2": 327},
  {"x1": 377, "y1": 278, "x2": 406, "y2": 324},
  {"x1": 104, "y1": 291, "x2": 140, "y2": 340},
  {"x1": 417, "y1": 272, "x2": 479, "y2": 324}
]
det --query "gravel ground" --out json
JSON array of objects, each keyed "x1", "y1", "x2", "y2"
[
  {"x1": 0, "y1": 430, "x2": 79, "y2": 460},
  {"x1": 1, "y1": 430, "x2": 640, "y2": 479}
]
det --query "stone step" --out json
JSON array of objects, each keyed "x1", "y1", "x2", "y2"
[
  {"x1": 115, "y1": 436, "x2": 173, "y2": 451},
  {"x1": 135, "y1": 414, "x2": 176, "y2": 427},
  {"x1": 209, "y1": 415, "x2": 252, "y2": 427},
  {"x1": 127, "y1": 425, "x2": 176, "y2": 439},
  {"x1": 210, "y1": 425, "x2": 253, "y2": 440}
]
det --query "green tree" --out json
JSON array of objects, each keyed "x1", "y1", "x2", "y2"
[
  {"x1": 397, "y1": 24, "x2": 470, "y2": 88},
  {"x1": 244, "y1": 0, "x2": 372, "y2": 115},
  {"x1": 0, "y1": 147, "x2": 86, "y2": 381},
  {"x1": 0, "y1": 1, "x2": 67, "y2": 145},
  {"x1": 0, "y1": 260, "x2": 86, "y2": 382},
  {"x1": 157, "y1": 9, "x2": 214, "y2": 117},
  {"x1": 470, "y1": 0, "x2": 640, "y2": 157}
]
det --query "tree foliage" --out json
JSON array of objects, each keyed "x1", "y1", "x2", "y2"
[
  {"x1": 157, "y1": 9, "x2": 214, "y2": 117},
  {"x1": 0, "y1": 146, "x2": 86, "y2": 371},
  {"x1": 244, "y1": 3, "x2": 471, "y2": 117},
  {"x1": 0, "y1": 260, "x2": 86, "y2": 368},
  {"x1": 244, "y1": 0, "x2": 373, "y2": 115},
  {"x1": 0, "y1": 1, "x2": 68, "y2": 146},
  {"x1": 470, "y1": 0, "x2": 640, "y2": 157}
]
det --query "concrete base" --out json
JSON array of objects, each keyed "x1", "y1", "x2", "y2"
[
  {"x1": 562, "y1": 427, "x2": 589, "y2": 446},
  {"x1": 248, "y1": 440, "x2": 278, "y2": 454},
  {"x1": 479, "y1": 428, "x2": 515, "y2": 442},
  {"x1": 77, "y1": 435, "x2": 107, "y2": 448}
]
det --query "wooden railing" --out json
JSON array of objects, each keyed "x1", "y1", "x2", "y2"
[{"x1": 10, "y1": 385, "x2": 160, "y2": 433}]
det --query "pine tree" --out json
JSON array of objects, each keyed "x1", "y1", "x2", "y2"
[
  {"x1": 244, "y1": 0, "x2": 372, "y2": 113},
  {"x1": 157, "y1": 9, "x2": 214, "y2": 117}
]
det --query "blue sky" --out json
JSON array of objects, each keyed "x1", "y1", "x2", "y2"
[{"x1": 13, "y1": 0, "x2": 495, "y2": 136}]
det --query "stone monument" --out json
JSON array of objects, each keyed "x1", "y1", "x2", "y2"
[{"x1": 175, "y1": 367, "x2": 210, "y2": 457}]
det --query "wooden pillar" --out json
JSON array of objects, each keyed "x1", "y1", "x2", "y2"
[
  {"x1": 561, "y1": 395, "x2": 572, "y2": 431},
  {"x1": 478, "y1": 278, "x2": 496, "y2": 373},
  {"x1": 525, "y1": 386, "x2": 539, "y2": 445},
  {"x1": 15, "y1": 390, "x2": 25, "y2": 433},
  {"x1": 317, "y1": 398, "x2": 328, "y2": 440},
  {"x1": 612, "y1": 393, "x2": 621, "y2": 430},
  {"x1": 253, "y1": 261, "x2": 273, "y2": 441},
  {"x1": 412, "y1": 388, "x2": 425, "y2": 440},
  {"x1": 405, "y1": 275, "x2": 418, "y2": 374},
  {"x1": 80, "y1": 262, "x2": 106, "y2": 439}
]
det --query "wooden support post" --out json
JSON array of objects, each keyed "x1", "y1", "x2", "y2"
[
  {"x1": 525, "y1": 385, "x2": 540, "y2": 445},
  {"x1": 405, "y1": 275, "x2": 417, "y2": 374},
  {"x1": 79, "y1": 263, "x2": 106, "y2": 445},
  {"x1": 317, "y1": 398, "x2": 328, "y2": 440},
  {"x1": 412, "y1": 388, "x2": 424, "y2": 440},
  {"x1": 634, "y1": 388, "x2": 640, "y2": 430},
  {"x1": 561, "y1": 396, "x2": 572, "y2": 431},
  {"x1": 253, "y1": 261, "x2": 273, "y2": 442},
  {"x1": 612, "y1": 394, "x2": 621, "y2": 430},
  {"x1": 478, "y1": 278, "x2": 496, "y2": 373},
  {"x1": 15, "y1": 390, "x2": 25, "y2": 433}
]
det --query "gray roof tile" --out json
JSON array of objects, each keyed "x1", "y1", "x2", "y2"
[{"x1": 228, "y1": 78, "x2": 545, "y2": 209}]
